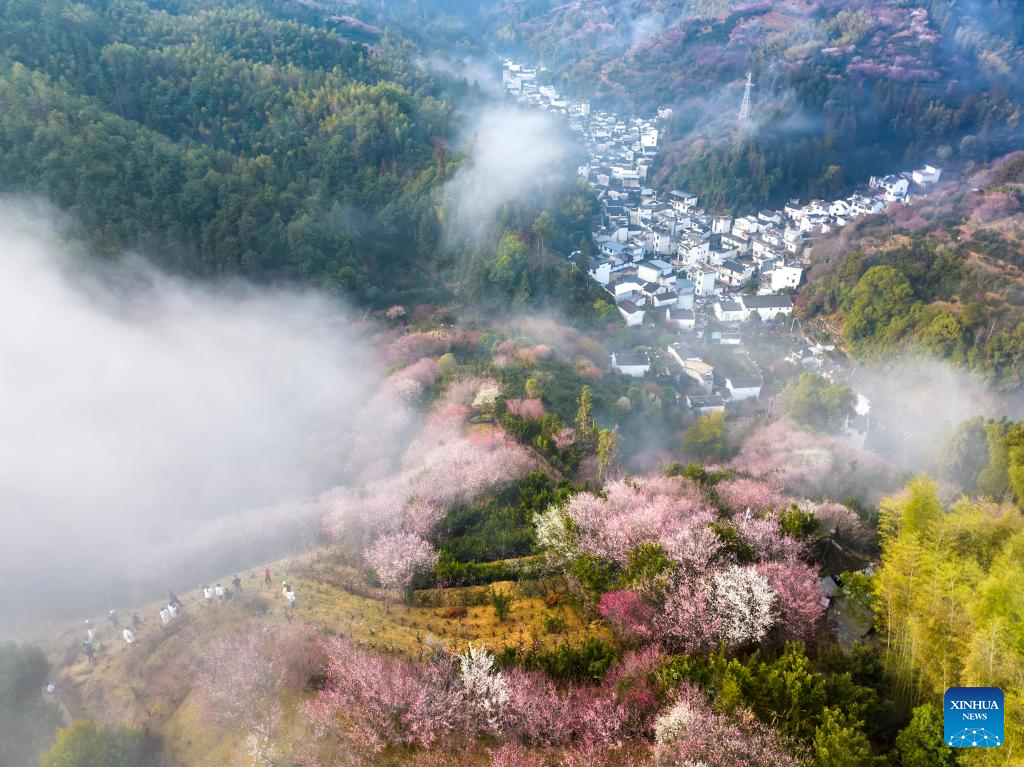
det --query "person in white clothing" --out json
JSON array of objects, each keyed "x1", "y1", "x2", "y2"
[
  {"x1": 159, "y1": 608, "x2": 170, "y2": 625},
  {"x1": 122, "y1": 628, "x2": 135, "y2": 645}
]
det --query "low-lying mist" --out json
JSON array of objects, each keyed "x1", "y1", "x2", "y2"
[
  {"x1": 443, "y1": 105, "x2": 576, "y2": 240},
  {"x1": 0, "y1": 200, "x2": 380, "y2": 627},
  {"x1": 852, "y1": 356, "x2": 1024, "y2": 474}
]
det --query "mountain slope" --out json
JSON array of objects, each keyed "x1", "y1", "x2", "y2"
[
  {"x1": 0, "y1": 0, "x2": 455, "y2": 300},
  {"x1": 798, "y1": 152, "x2": 1024, "y2": 390}
]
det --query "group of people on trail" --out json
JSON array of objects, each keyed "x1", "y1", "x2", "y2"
[
  {"x1": 80, "y1": 564, "x2": 297, "y2": 663},
  {"x1": 200, "y1": 573, "x2": 246, "y2": 605}
]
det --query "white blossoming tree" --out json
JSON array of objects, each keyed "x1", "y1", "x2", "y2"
[
  {"x1": 534, "y1": 505, "x2": 578, "y2": 560},
  {"x1": 459, "y1": 643, "x2": 509, "y2": 734},
  {"x1": 711, "y1": 565, "x2": 777, "y2": 645}
]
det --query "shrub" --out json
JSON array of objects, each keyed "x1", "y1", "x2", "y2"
[
  {"x1": 40, "y1": 720, "x2": 144, "y2": 767},
  {"x1": 490, "y1": 588, "x2": 515, "y2": 622}
]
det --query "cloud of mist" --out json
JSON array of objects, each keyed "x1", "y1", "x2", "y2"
[
  {"x1": 0, "y1": 200, "x2": 381, "y2": 624},
  {"x1": 628, "y1": 12, "x2": 666, "y2": 46},
  {"x1": 852, "y1": 356, "x2": 1024, "y2": 475},
  {"x1": 443, "y1": 106, "x2": 576, "y2": 240},
  {"x1": 419, "y1": 53, "x2": 504, "y2": 97}
]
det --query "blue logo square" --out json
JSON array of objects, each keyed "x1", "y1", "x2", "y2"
[{"x1": 944, "y1": 687, "x2": 1004, "y2": 747}]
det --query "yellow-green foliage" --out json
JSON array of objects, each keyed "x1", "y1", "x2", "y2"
[{"x1": 873, "y1": 477, "x2": 1024, "y2": 764}]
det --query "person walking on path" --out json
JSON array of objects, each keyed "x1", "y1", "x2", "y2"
[
  {"x1": 232, "y1": 574, "x2": 242, "y2": 594},
  {"x1": 263, "y1": 564, "x2": 272, "y2": 587}
]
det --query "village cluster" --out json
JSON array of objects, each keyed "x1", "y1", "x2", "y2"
[{"x1": 503, "y1": 59, "x2": 941, "y2": 416}]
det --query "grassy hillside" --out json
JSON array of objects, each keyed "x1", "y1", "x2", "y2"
[{"x1": 49, "y1": 548, "x2": 604, "y2": 765}]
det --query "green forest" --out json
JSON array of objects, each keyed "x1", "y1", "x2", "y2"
[{"x1": 0, "y1": 0, "x2": 607, "y2": 318}]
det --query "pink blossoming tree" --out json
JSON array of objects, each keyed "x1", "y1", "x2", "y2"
[
  {"x1": 505, "y1": 398, "x2": 546, "y2": 420},
  {"x1": 599, "y1": 590, "x2": 655, "y2": 644},
  {"x1": 654, "y1": 684, "x2": 804, "y2": 767},
  {"x1": 365, "y1": 532, "x2": 438, "y2": 603}
]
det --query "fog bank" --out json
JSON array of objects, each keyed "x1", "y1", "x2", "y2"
[
  {"x1": 443, "y1": 106, "x2": 576, "y2": 239},
  {"x1": 0, "y1": 201, "x2": 378, "y2": 623}
]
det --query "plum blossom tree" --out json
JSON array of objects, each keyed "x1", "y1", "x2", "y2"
[
  {"x1": 756, "y1": 561, "x2": 825, "y2": 640},
  {"x1": 730, "y1": 420, "x2": 896, "y2": 502},
  {"x1": 654, "y1": 685, "x2": 805, "y2": 767},
  {"x1": 599, "y1": 590, "x2": 655, "y2": 643},
  {"x1": 323, "y1": 377, "x2": 535, "y2": 544},
  {"x1": 659, "y1": 524, "x2": 723, "y2": 573},
  {"x1": 657, "y1": 578, "x2": 725, "y2": 653},
  {"x1": 806, "y1": 501, "x2": 871, "y2": 548},
  {"x1": 194, "y1": 620, "x2": 319, "y2": 731},
  {"x1": 554, "y1": 426, "x2": 576, "y2": 451},
  {"x1": 365, "y1": 532, "x2": 438, "y2": 603},
  {"x1": 534, "y1": 505, "x2": 578, "y2": 560},
  {"x1": 556, "y1": 476, "x2": 714, "y2": 566},
  {"x1": 505, "y1": 398, "x2": 545, "y2": 420},
  {"x1": 303, "y1": 639, "x2": 466, "y2": 755},
  {"x1": 733, "y1": 513, "x2": 806, "y2": 562},
  {"x1": 711, "y1": 565, "x2": 777, "y2": 646},
  {"x1": 459, "y1": 644, "x2": 510, "y2": 734},
  {"x1": 715, "y1": 477, "x2": 791, "y2": 514}
]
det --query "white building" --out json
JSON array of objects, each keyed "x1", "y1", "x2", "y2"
[
  {"x1": 589, "y1": 260, "x2": 612, "y2": 285},
  {"x1": 716, "y1": 258, "x2": 754, "y2": 287},
  {"x1": 912, "y1": 165, "x2": 942, "y2": 185},
  {"x1": 687, "y1": 394, "x2": 726, "y2": 413},
  {"x1": 665, "y1": 307, "x2": 696, "y2": 331},
  {"x1": 714, "y1": 300, "x2": 746, "y2": 322},
  {"x1": 692, "y1": 269, "x2": 717, "y2": 297},
  {"x1": 739, "y1": 294, "x2": 793, "y2": 320},
  {"x1": 611, "y1": 352, "x2": 651, "y2": 378},
  {"x1": 637, "y1": 259, "x2": 674, "y2": 283},
  {"x1": 675, "y1": 277, "x2": 696, "y2": 310},
  {"x1": 725, "y1": 376, "x2": 762, "y2": 401},
  {"x1": 870, "y1": 174, "x2": 910, "y2": 202},
  {"x1": 617, "y1": 300, "x2": 646, "y2": 326},
  {"x1": 770, "y1": 263, "x2": 803, "y2": 291}
]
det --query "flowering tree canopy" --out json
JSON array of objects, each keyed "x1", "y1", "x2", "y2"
[
  {"x1": 536, "y1": 473, "x2": 825, "y2": 652},
  {"x1": 599, "y1": 590, "x2": 655, "y2": 643},
  {"x1": 365, "y1": 533, "x2": 438, "y2": 593},
  {"x1": 655, "y1": 685, "x2": 804, "y2": 767},
  {"x1": 460, "y1": 644, "x2": 510, "y2": 734},
  {"x1": 506, "y1": 398, "x2": 546, "y2": 420}
]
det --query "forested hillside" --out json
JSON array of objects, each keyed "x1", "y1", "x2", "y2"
[
  {"x1": 0, "y1": 0, "x2": 461, "y2": 301},
  {"x1": 0, "y1": 0, "x2": 612, "y2": 317},
  {"x1": 798, "y1": 152, "x2": 1024, "y2": 390}
]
